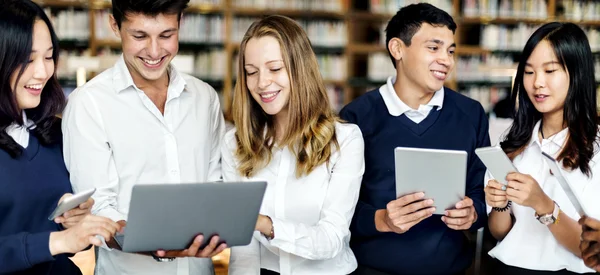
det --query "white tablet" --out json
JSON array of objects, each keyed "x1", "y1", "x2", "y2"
[
  {"x1": 394, "y1": 147, "x2": 467, "y2": 215},
  {"x1": 48, "y1": 188, "x2": 96, "y2": 220},
  {"x1": 541, "y1": 152, "x2": 588, "y2": 216},
  {"x1": 475, "y1": 146, "x2": 518, "y2": 185}
]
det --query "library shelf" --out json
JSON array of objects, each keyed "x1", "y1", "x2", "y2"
[
  {"x1": 34, "y1": 0, "x2": 88, "y2": 8},
  {"x1": 348, "y1": 44, "x2": 386, "y2": 54},
  {"x1": 349, "y1": 11, "x2": 393, "y2": 21},
  {"x1": 59, "y1": 39, "x2": 90, "y2": 49},
  {"x1": 231, "y1": 8, "x2": 346, "y2": 19},
  {"x1": 459, "y1": 17, "x2": 549, "y2": 25}
]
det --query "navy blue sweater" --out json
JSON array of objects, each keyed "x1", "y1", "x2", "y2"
[
  {"x1": 0, "y1": 133, "x2": 81, "y2": 275},
  {"x1": 340, "y1": 87, "x2": 490, "y2": 275}
]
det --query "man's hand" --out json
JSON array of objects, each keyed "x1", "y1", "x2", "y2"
[
  {"x1": 579, "y1": 216, "x2": 600, "y2": 271},
  {"x1": 443, "y1": 196, "x2": 477, "y2": 230},
  {"x1": 375, "y1": 192, "x2": 435, "y2": 234},
  {"x1": 54, "y1": 194, "x2": 94, "y2": 229},
  {"x1": 155, "y1": 235, "x2": 227, "y2": 258}
]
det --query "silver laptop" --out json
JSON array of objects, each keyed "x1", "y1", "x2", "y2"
[
  {"x1": 394, "y1": 147, "x2": 467, "y2": 215},
  {"x1": 114, "y1": 181, "x2": 267, "y2": 252}
]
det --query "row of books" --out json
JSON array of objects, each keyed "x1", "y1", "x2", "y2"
[
  {"x1": 460, "y1": 86, "x2": 510, "y2": 113},
  {"x1": 463, "y1": 0, "x2": 548, "y2": 19},
  {"x1": 481, "y1": 24, "x2": 600, "y2": 51},
  {"x1": 180, "y1": 15, "x2": 225, "y2": 43},
  {"x1": 232, "y1": 0, "x2": 343, "y2": 12},
  {"x1": 371, "y1": 0, "x2": 452, "y2": 15},
  {"x1": 317, "y1": 55, "x2": 347, "y2": 81},
  {"x1": 94, "y1": 11, "x2": 226, "y2": 43},
  {"x1": 455, "y1": 55, "x2": 516, "y2": 82},
  {"x1": 457, "y1": 54, "x2": 600, "y2": 83},
  {"x1": 92, "y1": 0, "x2": 222, "y2": 6},
  {"x1": 90, "y1": 0, "x2": 342, "y2": 10},
  {"x1": 557, "y1": 0, "x2": 600, "y2": 21},
  {"x1": 44, "y1": 9, "x2": 89, "y2": 41},
  {"x1": 326, "y1": 85, "x2": 345, "y2": 112},
  {"x1": 368, "y1": 53, "x2": 396, "y2": 81},
  {"x1": 230, "y1": 18, "x2": 346, "y2": 47}
]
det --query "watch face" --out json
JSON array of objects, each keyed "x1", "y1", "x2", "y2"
[{"x1": 539, "y1": 215, "x2": 554, "y2": 225}]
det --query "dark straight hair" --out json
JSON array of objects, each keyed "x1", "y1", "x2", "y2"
[
  {"x1": 111, "y1": 0, "x2": 190, "y2": 28},
  {"x1": 0, "y1": 0, "x2": 64, "y2": 158},
  {"x1": 501, "y1": 22, "x2": 599, "y2": 176}
]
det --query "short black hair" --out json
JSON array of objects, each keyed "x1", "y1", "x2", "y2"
[
  {"x1": 0, "y1": 0, "x2": 64, "y2": 158},
  {"x1": 385, "y1": 3, "x2": 457, "y2": 67},
  {"x1": 112, "y1": 0, "x2": 190, "y2": 28}
]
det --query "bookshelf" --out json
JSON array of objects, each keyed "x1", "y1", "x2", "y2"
[{"x1": 35, "y1": 0, "x2": 600, "y2": 116}]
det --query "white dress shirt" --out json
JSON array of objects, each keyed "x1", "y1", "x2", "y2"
[
  {"x1": 487, "y1": 120, "x2": 600, "y2": 273},
  {"x1": 5, "y1": 112, "x2": 34, "y2": 148},
  {"x1": 222, "y1": 122, "x2": 364, "y2": 275},
  {"x1": 379, "y1": 76, "x2": 444, "y2": 123},
  {"x1": 62, "y1": 55, "x2": 225, "y2": 275}
]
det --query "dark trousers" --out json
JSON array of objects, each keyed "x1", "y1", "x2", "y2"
[
  {"x1": 350, "y1": 265, "x2": 466, "y2": 275},
  {"x1": 493, "y1": 260, "x2": 595, "y2": 275}
]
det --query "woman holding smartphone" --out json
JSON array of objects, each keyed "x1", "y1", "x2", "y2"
[{"x1": 0, "y1": 1, "x2": 120, "y2": 274}]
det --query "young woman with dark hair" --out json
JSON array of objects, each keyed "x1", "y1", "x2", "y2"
[
  {"x1": 485, "y1": 22, "x2": 600, "y2": 274},
  {"x1": 0, "y1": 1, "x2": 120, "y2": 274}
]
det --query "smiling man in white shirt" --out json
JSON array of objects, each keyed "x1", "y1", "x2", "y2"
[{"x1": 61, "y1": 0, "x2": 226, "y2": 274}]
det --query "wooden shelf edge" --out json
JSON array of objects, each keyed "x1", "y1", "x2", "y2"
[
  {"x1": 94, "y1": 39, "x2": 121, "y2": 48},
  {"x1": 323, "y1": 79, "x2": 346, "y2": 86},
  {"x1": 231, "y1": 7, "x2": 345, "y2": 19},
  {"x1": 186, "y1": 4, "x2": 225, "y2": 14},
  {"x1": 348, "y1": 44, "x2": 386, "y2": 53},
  {"x1": 456, "y1": 46, "x2": 490, "y2": 55},
  {"x1": 350, "y1": 11, "x2": 393, "y2": 21}
]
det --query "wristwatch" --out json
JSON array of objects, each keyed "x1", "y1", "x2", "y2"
[
  {"x1": 535, "y1": 201, "x2": 560, "y2": 225},
  {"x1": 151, "y1": 253, "x2": 175, "y2": 262}
]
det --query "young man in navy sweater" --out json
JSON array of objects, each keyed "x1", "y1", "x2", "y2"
[{"x1": 341, "y1": 3, "x2": 490, "y2": 275}]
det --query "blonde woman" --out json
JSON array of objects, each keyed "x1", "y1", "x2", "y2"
[{"x1": 222, "y1": 15, "x2": 365, "y2": 275}]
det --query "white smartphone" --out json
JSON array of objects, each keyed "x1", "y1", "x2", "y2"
[
  {"x1": 48, "y1": 188, "x2": 96, "y2": 221},
  {"x1": 475, "y1": 146, "x2": 518, "y2": 185},
  {"x1": 541, "y1": 152, "x2": 588, "y2": 216}
]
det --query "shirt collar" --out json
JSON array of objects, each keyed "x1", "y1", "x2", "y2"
[
  {"x1": 5, "y1": 111, "x2": 35, "y2": 147},
  {"x1": 529, "y1": 120, "x2": 569, "y2": 149},
  {"x1": 379, "y1": 76, "x2": 444, "y2": 117},
  {"x1": 112, "y1": 54, "x2": 187, "y2": 97}
]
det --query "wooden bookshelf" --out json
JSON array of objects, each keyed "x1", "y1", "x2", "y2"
[
  {"x1": 34, "y1": 0, "x2": 88, "y2": 8},
  {"x1": 41, "y1": 0, "x2": 600, "y2": 116},
  {"x1": 231, "y1": 8, "x2": 346, "y2": 19}
]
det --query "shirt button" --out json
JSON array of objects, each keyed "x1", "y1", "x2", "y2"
[{"x1": 170, "y1": 170, "x2": 178, "y2": 175}]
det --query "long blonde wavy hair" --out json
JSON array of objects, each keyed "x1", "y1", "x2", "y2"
[{"x1": 232, "y1": 15, "x2": 340, "y2": 178}]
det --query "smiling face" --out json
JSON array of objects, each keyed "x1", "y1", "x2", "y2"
[
  {"x1": 396, "y1": 23, "x2": 456, "y2": 94},
  {"x1": 523, "y1": 40, "x2": 569, "y2": 116},
  {"x1": 11, "y1": 20, "x2": 54, "y2": 110},
  {"x1": 243, "y1": 36, "x2": 291, "y2": 120},
  {"x1": 110, "y1": 13, "x2": 179, "y2": 85}
]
